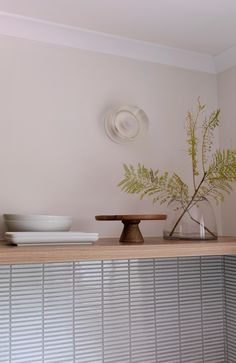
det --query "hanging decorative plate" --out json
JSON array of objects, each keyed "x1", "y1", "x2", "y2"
[{"x1": 104, "y1": 105, "x2": 149, "y2": 143}]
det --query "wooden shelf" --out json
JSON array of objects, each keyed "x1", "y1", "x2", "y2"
[{"x1": 0, "y1": 237, "x2": 236, "y2": 264}]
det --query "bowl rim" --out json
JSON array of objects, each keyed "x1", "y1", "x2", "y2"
[{"x1": 3, "y1": 214, "x2": 72, "y2": 220}]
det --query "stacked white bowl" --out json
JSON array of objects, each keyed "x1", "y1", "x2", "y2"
[{"x1": 3, "y1": 214, "x2": 72, "y2": 232}]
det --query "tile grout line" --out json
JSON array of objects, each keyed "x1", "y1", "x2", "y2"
[
  {"x1": 128, "y1": 260, "x2": 132, "y2": 363},
  {"x1": 153, "y1": 259, "x2": 158, "y2": 363},
  {"x1": 222, "y1": 256, "x2": 228, "y2": 363},
  {"x1": 42, "y1": 264, "x2": 45, "y2": 363},
  {"x1": 73, "y1": 262, "x2": 76, "y2": 363},
  {"x1": 101, "y1": 260, "x2": 105, "y2": 363},
  {"x1": 177, "y1": 258, "x2": 182, "y2": 363},
  {"x1": 200, "y1": 257, "x2": 205, "y2": 363},
  {"x1": 9, "y1": 265, "x2": 12, "y2": 363}
]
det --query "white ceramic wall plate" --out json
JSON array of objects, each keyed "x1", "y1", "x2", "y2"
[{"x1": 104, "y1": 105, "x2": 149, "y2": 143}]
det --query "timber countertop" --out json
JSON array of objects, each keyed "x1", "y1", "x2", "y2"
[{"x1": 0, "y1": 236, "x2": 236, "y2": 264}]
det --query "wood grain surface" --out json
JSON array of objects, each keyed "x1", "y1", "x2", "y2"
[
  {"x1": 0, "y1": 237, "x2": 236, "y2": 264},
  {"x1": 95, "y1": 214, "x2": 167, "y2": 220}
]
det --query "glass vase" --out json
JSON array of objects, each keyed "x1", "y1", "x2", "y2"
[{"x1": 163, "y1": 197, "x2": 217, "y2": 240}]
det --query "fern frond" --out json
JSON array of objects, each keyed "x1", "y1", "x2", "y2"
[
  {"x1": 195, "y1": 149, "x2": 236, "y2": 203},
  {"x1": 186, "y1": 110, "x2": 198, "y2": 177},
  {"x1": 207, "y1": 149, "x2": 236, "y2": 182},
  {"x1": 118, "y1": 164, "x2": 189, "y2": 205},
  {"x1": 118, "y1": 164, "x2": 160, "y2": 195},
  {"x1": 185, "y1": 99, "x2": 207, "y2": 191},
  {"x1": 201, "y1": 109, "x2": 220, "y2": 172},
  {"x1": 165, "y1": 173, "x2": 189, "y2": 204}
]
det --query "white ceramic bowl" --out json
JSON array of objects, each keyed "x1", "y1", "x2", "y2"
[{"x1": 3, "y1": 214, "x2": 72, "y2": 232}]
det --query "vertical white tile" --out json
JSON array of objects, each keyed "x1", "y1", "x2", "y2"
[
  {"x1": 178, "y1": 257, "x2": 203, "y2": 363},
  {"x1": 10, "y1": 264, "x2": 43, "y2": 363},
  {"x1": 201, "y1": 257, "x2": 225, "y2": 363},
  {"x1": 0, "y1": 265, "x2": 10, "y2": 363},
  {"x1": 155, "y1": 258, "x2": 180, "y2": 363},
  {"x1": 43, "y1": 263, "x2": 74, "y2": 363},
  {"x1": 74, "y1": 261, "x2": 103, "y2": 363},
  {"x1": 103, "y1": 260, "x2": 130, "y2": 363},
  {"x1": 130, "y1": 259, "x2": 156, "y2": 363},
  {"x1": 225, "y1": 255, "x2": 236, "y2": 363}
]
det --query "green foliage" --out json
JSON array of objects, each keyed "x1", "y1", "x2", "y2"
[
  {"x1": 201, "y1": 108, "x2": 220, "y2": 172},
  {"x1": 118, "y1": 164, "x2": 189, "y2": 206},
  {"x1": 185, "y1": 98, "x2": 205, "y2": 179},
  {"x1": 118, "y1": 100, "x2": 236, "y2": 207},
  {"x1": 118, "y1": 163, "x2": 169, "y2": 202},
  {"x1": 199, "y1": 149, "x2": 236, "y2": 203}
]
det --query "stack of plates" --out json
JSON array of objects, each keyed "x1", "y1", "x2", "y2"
[{"x1": 5, "y1": 232, "x2": 99, "y2": 246}]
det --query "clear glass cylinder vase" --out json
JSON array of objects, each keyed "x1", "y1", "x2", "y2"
[{"x1": 163, "y1": 197, "x2": 218, "y2": 240}]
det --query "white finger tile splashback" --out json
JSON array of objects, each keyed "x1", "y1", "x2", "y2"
[
  {"x1": 0, "y1": 256, "x2": 235, "y2": 363},
  {"x1": 225, "y1": 256, "x2": 236, "y2": 363}
]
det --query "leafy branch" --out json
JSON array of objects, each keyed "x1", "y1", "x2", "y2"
[
  {"x1": 201, "y1": 108, "x2": 220, "y2": 173},
  {"x1": 118, "y1": 100, "x2": 236, "y2": 238},
  {"x1": 118, "y1": 164, "x2": 189, "y2": 207},
  {"x1": 185, "y1": 98, "x2": 204, "y2": 189}
]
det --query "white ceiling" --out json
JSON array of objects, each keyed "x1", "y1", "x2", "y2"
[
  {"x1": 0, "y1": 0, "x2": 236, "y2": 56},
  {"x1": 0, "y1": 0, "x2": 236, "y2": 73}
]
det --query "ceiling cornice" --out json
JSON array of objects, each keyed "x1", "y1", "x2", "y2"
[
  {"x1": 214, "y1": 45, "x2": 236, "y2": 73},
  {"x1": 0, "y1": 11, "x2": 232, "y2": 74}
]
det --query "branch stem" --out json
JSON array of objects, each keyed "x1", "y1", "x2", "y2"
[
  {"x1": 169, "y1": 172, "x2": 207, "y2": 237},
  {"x1": 186, "y1": 210, "x2": 217, "y2": 239}
]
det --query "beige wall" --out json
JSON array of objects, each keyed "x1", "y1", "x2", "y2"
[
  {"x1": 0, "y1": 35, "x2": 218, "y2": 237},
  {"x1": 218, "y1": 67, "x2": 236, "y2": 234}
]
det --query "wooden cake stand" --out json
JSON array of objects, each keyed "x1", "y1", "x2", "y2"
[{"x1": 95, "y1": 214, "x2": 167, "y2": 243}]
